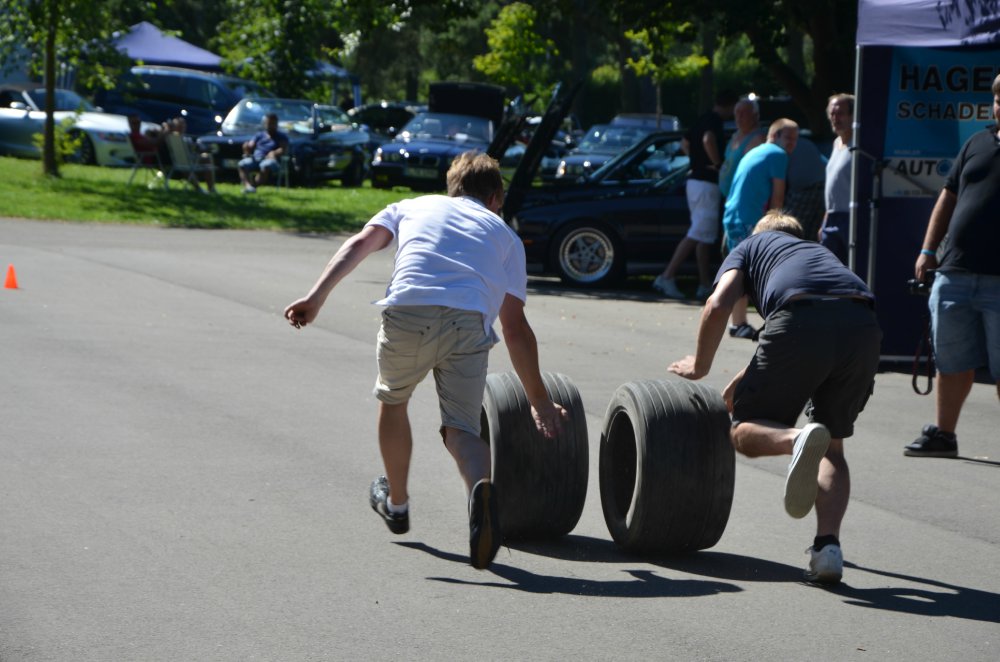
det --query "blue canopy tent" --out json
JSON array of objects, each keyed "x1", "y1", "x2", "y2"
[
  {"x1": 114, "y1": 22, "x2": 223, "y2": 71},
  {"x1": 852, "y1": 0, "x2": 1000, "y2": 365}
]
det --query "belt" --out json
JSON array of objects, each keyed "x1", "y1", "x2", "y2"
[{"x1": 782, "y1": 297, "x2": 874, "y2": 311}]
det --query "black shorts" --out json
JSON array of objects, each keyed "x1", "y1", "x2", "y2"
[{"x1": 732, "y1": 299, "x2": 882, "y2": 438}]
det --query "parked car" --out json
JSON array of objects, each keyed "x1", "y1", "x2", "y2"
[
  {"x1": 0, "y1": 84, "x2": 153, "y2": 166},
  {"x1": 93, "y1": 65, "x2": 274, "y2": 136},
  {"x1": 554, "y1": 113, "x2": 680, "y2": 182},
  {"x1": 196, "y1": 97, "x2": 371, "y2": 187},
  {"x1": 370, "y1": 82, "x2": 505, "y2": 191},
  {"x1": 505, "y1": 130, "x2": 695, "y2": 287}
]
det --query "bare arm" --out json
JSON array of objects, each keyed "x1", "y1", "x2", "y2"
[
  {"x1": 702, "y1": 131, "x2": 722, "y2": 167},
  {"x1": 498, "y1": 294, "x2": 567, "y2": 438},
  {"x1": 769, "y1": 178, "x2": 786, "y2": 210},
  {"x1": 915, "y1": 188, "x2": 956, "y2": 281},
  {"x1": 284, "y1": 224, "x2": 393, "y2": 328},
  {"x1": 668, "y1": 269, "x2": 745, "y2": 379}
]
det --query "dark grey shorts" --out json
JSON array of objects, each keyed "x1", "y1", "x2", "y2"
[{"x1": 732, "y1": 299, "x2": 882, "y2": 439}]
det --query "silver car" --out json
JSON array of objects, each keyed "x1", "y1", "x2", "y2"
[{"x1": 0, "y1": 85, "x2": 145, "y2": 166}]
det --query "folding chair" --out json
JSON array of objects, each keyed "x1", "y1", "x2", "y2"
[
  {"x1": 127, "y1": 137, "x2": 166, "y2": 189},
  {"x1": 274, "y1": 155, "x2": 292, "y2": 189},
  {"x1": 164, "y1": 132, "x2": 216, "y2": 192}
]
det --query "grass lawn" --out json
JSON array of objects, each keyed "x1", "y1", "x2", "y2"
[{"x1": 0, "y1": 156, "x2": 413, "y2": 233}]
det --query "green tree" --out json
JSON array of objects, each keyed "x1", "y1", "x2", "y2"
[
  {"x1": 625, "y1": 23, "x2": 707, "y2": 126},
  {"x1": 214, "y1": 0, "x2": 341, "y2": 99},
  {"x1": 643, "y1": 0, "x2": 857, "y2": 135},
  {"x1": 473, "y1": 2, "x2": 559, "y2": 103},
  {"x1": 0, "y1": 0, "x2": 143, "y2": 176}
]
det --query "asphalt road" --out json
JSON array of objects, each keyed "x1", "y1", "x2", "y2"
[{"x1": 1, "y1": 217, "x2": 997, "y2": 661}]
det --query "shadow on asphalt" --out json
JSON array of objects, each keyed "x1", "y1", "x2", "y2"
[
  {"x1": 398, "y1": 538, "x2": 1000, "y2": 620},
  {"x1": 834, "y1": 562, "x2": 1000, "y2": 623},
  {"x1": 395, "y1": 540, "x2": 741, "y2": 598}
]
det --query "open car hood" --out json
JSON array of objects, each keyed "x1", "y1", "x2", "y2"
[{"x1": 499, "y1": 81, "x2": 581, "y2": 220}]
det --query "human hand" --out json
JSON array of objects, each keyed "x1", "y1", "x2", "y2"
[
  {"x1": 284, "y1": 298, "x2": 320, "y2": 329},
  {"x1": 531, "y1": 401, "x2": 569, "y2": 439},
  {"x1": 915, "y1": 252, "x2": 937, "y2": 282},
  {"x1": 668, "y1": 355, "x2": 705, "y2": 380}
]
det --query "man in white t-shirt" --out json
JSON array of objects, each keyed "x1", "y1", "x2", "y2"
[{"x1": 284, "y1": 152, "x2": 567, "y2": 570}]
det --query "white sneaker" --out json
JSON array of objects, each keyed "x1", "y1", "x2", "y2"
[
  {"x1": 653, "y1": 275, "x2": 685, "y2": 299},
  {"x1": 242, "y1": 184, "x2": 257, "y2": 194},
  {"x1": 804, "y1": 544, "x2": 843, "y2": 584},
  {"x1": 784, "y1": 423, "x2": 831, "y2": 518}
]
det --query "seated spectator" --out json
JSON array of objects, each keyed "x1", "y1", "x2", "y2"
[
  {"x1": 127, "y1": 114, "x2": 164, "y2": 166},
  {"x1": 238, "y1": 113, "x2": 289, "y2": 193},
  {"x1": 165, "y1": 117, "x2": 217, "y2": 194}
]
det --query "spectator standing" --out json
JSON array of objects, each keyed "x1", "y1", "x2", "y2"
[
  {"x1": 905, "y1": 75, "x2": 1000, "y2": 457},
  {"x1": 820, "y1": 94, "x2": 855, "y2": 263},
  {"x1": 721, "y1": 119, "x2": 799, "y2": 339},
  {"x1": 784, "y1": 135, "x2": 828, "y2": 242},
  {"x1": 718, "y1": 97, "x2": 765, "y2": 199},
  {"x1": 669, "y1": 211, "x2": 881, "y2": 585},
  {"x1": 239, "y1": 112, "x2": 289, "y2": 193},
  {"x1": 653, "y1": 90, "x2": 738, "y2": 301},
  {"x1": 283, "y1": 152, "x2": 567, "y2": 570}
]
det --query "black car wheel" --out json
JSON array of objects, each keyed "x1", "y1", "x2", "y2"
[
  {"x1": 552, "y1": 224, "x2": 622, "y2": 287},
  {"x1": 341, "y1": 157, "x2": 364, "y2": 187},
  {"x1": 70, "y1": 133, "x2": 96, "y2": 165}
]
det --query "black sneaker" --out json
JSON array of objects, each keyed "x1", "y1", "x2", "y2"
[
  {"x1": 369, "y1": 476, "x2": 409, "y2": 534},
  {"x1": 904, "y1": 424, "x2": 958, "y2": 458},
  {"x1": 469, "y1": 479, "x2": 502, "y2": 570},
  {"x1": 728, "y1": 323, "x2": 759, "y2": 341}
]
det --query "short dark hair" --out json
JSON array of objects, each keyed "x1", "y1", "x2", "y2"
[{"x1": 446, "y1": 151, "x2": 503, "y2": 204}]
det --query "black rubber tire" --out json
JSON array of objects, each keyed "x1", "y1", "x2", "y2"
[
  {"x1": 551, "y1": 223, "x2": 622, "y2": 287},
  {"x1": 599, "y1": 379, "x2": 734, "y2": 554},
  {"x1": 71, "y1": 133, "x2": 96, "y2": 165},
  {"x1": 341, "y1": 157, "x2": 364, "y2": 187},
  {"x1": 480, "y1": 371, "x2": 588, "y2": 540}
]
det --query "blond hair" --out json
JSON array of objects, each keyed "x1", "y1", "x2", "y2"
[
  {"x1": 993, "y1": 73, "x2": 1000, "y2": 97},
  {"x1": 753, "y1": 210, "x2": 804, "y2": 238},
  {"x1": 446, "y1": 151, "x2": 503, "y2": 204},
  {"x1": 827, "y1": 93, "x2": 855, "y2": 114}
]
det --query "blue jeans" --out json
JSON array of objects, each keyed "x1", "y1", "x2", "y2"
[{"x1": 929, "y1": 271, "x2": 1000, "y2": 379}]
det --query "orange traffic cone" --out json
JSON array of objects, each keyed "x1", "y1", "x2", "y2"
[{"x1": 5, "y1": 264, "x2": 18, "y2": 289}]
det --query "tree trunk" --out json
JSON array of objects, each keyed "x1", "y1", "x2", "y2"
[{"x1": 43, "y1": 0, "x2": 59, "y2": 177}]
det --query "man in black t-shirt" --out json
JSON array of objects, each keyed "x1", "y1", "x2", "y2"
[
  {"x1": 669, "y1": 211, "x2": 882, "y2": 585},
  {"x1": 907, "y1": 73, "x2": 1000, "y2": 458},
  {"x1": 653, "y1": 90, "x2": 738, "y2": 301}
]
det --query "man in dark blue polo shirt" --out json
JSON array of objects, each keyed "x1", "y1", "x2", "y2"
[{"x1": 669, "y1": 210, "x2": 882, "y2": 585}]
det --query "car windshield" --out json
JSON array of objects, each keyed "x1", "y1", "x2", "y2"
[
  {"x1": 27, "y1": 88, "x2": 95, "y2": 112},
  {"x1": 222, "y1": 99, "x2": 341, "y2": 134},
  {"x1": 589, "y1": 134, "x2": 688, "y2": 182},
  {"x1": 398, "y1": 112, "x2": 491, "y2": 142},
  {"x1": 575, "y1": 124, "x2": 654, "y2": 154}
]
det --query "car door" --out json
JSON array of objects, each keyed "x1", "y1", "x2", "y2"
[{"x1": 0, "y1": 103, "x2": 45, "y2": 157}]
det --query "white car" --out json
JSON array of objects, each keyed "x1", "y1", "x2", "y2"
[{"x1": 0, "y1": 84, "x2": 150, "y2": 166}]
